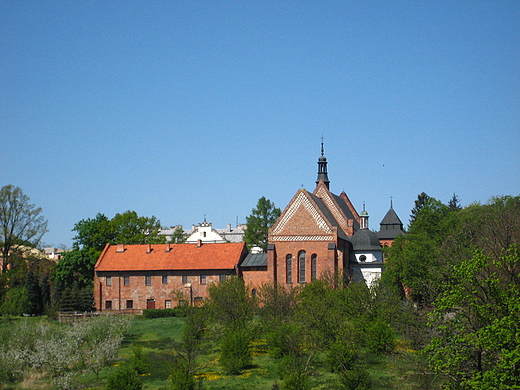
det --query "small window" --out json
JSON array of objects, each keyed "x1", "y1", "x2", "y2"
[
  {"x1": 299, "y1": 251, "x2": 306, "y2": 283},
  {"x1": 200, "y1": 274, "x2": 206, "y2": 285},
  {"x1": 286, "y1": 254, "x2": 292, "y2": 284},
  {"x1": 251, "y1": 288, "x2": 257, "y2": 297},
  {"x1": 126, "y1": 300, "x2": 133, "y2": 309},
  {"x1": 145, "y1": 275, "x2": 151, "y2": 286},
  {"x1": 179, "y1": 299, "x2": 187, "y2": 307},
  {"x1": 311, "y1": 254, "x2": 317, "y2": 282},
  {"x1": 105, "y1": 300, "x2": 112, "y2": 310},
  {"x1": 182, "y1": 275, "x2": 188, "y2": 284},
  {"x1": 219, "y1": 274, "x2": 227, "y2": 282},
  {"x1": 165, "y1": 300, "x2": 172, "y2": 309},
  {"x1": 106, "y1": 276, "x2": 112, "y2": 286},
  {"x1": 124, "y1": 276, "x2": 130, "y2": 286},
  {"x1": 162, "y1": 275, "x2": 168, "y2": 284},
  {"x1": 194, "y1": 297, "x2": 203, "y2": 306},
  {"x1": 359, "y1": 255, "x2": 367, "y2": 262}
]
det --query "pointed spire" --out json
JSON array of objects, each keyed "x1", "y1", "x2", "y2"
[
  {"x1": 316, "y1": 136, "x2": 330, "y2": 189},
  {"x1": 360, "y1": 203, "x2": 369, "y2": 229}
]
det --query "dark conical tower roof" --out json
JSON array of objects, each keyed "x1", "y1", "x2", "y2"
[
  {"x1": 316, "y1": 138, "x2": 330, "y2": 189},
  {"x1": 377, "y1": 199, "x2": 405, "y2": 240}
]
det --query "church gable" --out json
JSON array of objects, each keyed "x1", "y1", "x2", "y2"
[
  {"x1": 271, "y1": 190, "x2": 335, "y2": 240},
  {"x1": 314, "y1": 183, "x2": 357, "y2": 236}
]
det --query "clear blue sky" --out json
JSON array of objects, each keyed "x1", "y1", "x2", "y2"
[{"x1": 1, "y1": 1, "x2": 519, "y2": 248}]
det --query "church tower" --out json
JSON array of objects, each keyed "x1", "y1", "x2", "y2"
[{"x1": 316, "y1": 139, "x2": 330, "y2": 190}]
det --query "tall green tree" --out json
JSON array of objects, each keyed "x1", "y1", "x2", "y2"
[
  {"x1": 383, "y1": 196, "x2": 454, "y2": 303},
  {"x1": 427, "y1": 245, "x2": 520, "y2": 389},
  {"x1": 0, "y1": 185, "x2": 48, "y2": 272},
  {"x1": 244, "y1": 196, "x2": 281, "y2": 252}
]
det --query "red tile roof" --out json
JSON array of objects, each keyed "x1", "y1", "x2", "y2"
[{"x1": 94, "y1": 242, "x2": 247, "y2": 272}]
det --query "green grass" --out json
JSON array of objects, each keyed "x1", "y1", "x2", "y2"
[{"x1": 1, "y1": 316, "x2": 438, "y2": 390}]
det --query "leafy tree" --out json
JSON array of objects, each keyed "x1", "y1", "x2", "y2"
[
  {"x1": 0, "y1": 185, "x2": 48, "y2": 272},
  {"x1": 206, "y1": 276, "x2": 254, "y2": 332},
  {"x1": 56, "y1": 210, "x2": 165, "y2": 302},
  {"x1": 171, "y1": 226, "x2": 187, "y2": 244},
  {"x1": 206, "y1": 276, "x2": 254, "y2": 374},
  {"x1": 244, "y1": 197, "x2": 281, "y2": 252},
  {"x1": 426, "y1": 245, "x2": 520, "y2": 389},
  {"x1": 110, "y1": 210, "x2": 165, "y2": 245},
  {"x1": 383, "y1": 196, "x2": 454, "y2": 303},
  {"x1": 72, "y1": 213, "x2": 113, "y2": 252}
]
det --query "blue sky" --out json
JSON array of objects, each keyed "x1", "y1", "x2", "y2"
[{"x1": 1, "y1": 1, "x2": 519, "y2": 247}]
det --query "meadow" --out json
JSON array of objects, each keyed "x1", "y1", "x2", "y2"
[{"x1": 0, "y1": 314, "x2": 439, "y2": 390}]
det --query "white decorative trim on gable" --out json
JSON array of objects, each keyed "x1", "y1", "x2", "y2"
[
  {"x1": 272, "y1": 191, "x2": 332, "y2": 235},
  {"x1": 314, "y1": 186, "x2": 350, "y2": 231},
  {"x1": 271, "y1": 235, "x2": 336, "y2": 242}
]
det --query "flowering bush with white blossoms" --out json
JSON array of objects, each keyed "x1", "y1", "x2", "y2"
[{"x1": 0, "y1": 314, "x2": 132, "y2": 389}]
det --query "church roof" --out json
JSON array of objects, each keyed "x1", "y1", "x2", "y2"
[
  {"x1": 377, "y1": 203, "x2": 405, "y2": 240},
  {"x1": 351, "y1": 229, "x2": 382, "y2": 251},
  {"x1": 380, "y1": 206, "x2": 403, "y2": 225}
]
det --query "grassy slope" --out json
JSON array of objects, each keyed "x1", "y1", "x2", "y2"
[{"x1": 1, "y1": 316, "x2": 438, "y2": 390}]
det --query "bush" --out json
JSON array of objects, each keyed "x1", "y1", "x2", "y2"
[
  {"x1": 338, "y1": 368, "x2": 371, "y2": 390},
  {"x1": 129, "y1": 345, "x2": 148, "y2": 375},
  {"x1": 325, "y1": 341, "x2": 358, "y2": 373},
  {"x1": 365, "y1": 319, "x2": 396, "y2": 354},
  {"x1": 170, "y1": 354, "x2": 197, "y2": 390},
  {"x1": 142, "y1": 307, "x2": 193, "y2": 319},
  {"x1": 105, "y1": 364, "x2": 142, "y2": 390},
  {"x1": 219, "y1": 330, "x2": 252, "y2": 375}
]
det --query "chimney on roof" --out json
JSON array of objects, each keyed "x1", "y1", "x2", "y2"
[
  {"x1": 197, "y1": 239, "x2": 203, "y2": 247},
  {"x1": 165, "y1": 242, "x2": 171, "y2": 252},
  {"x1": 116, "y1": 244, "x2": 125, "y2": 253},
  {"x1": 227, "y1": 223, "x2": 232, "y2": 232},
  {"x1": 146, "y1": 244, "x2": 152, "y2": 253}
]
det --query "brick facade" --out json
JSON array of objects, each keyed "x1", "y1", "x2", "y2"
[{"x1": 94, "y1": 242, "x2": 246, "y2": 312}]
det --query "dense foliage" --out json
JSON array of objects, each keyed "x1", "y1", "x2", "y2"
[{"x1": 244, "y1": 196, "x2": 281, "y2": 252}]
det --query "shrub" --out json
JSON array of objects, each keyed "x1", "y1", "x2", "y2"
[
  {"x1": 337, "y1": 368, "x2": 371, "y2": 390},
  {"x1": 365, "y1": 319, "x2": 396, "y2": 354},
  {"x1": 170, "y1": 354, "x2": 196, "y2": 390},
  {"x1": 325, "y1": 341, "x2": 358, "y2": 373},
  {"x1": 105, "y1": 364, "x2": 142, "y2": 390},
  {"x1": 142, "y1": 307, "x2": 193, "y2": 319},
  {"x1": 219, "y1": 330, "x2": 252, "y2": 375},
  {"x1": 129, "y1": 345, "x2": 148, "y2": 375}
]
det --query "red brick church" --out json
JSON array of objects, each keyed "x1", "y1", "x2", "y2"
[{"x1": 242, "y1": 143, "x2": 403, "y2": 289}]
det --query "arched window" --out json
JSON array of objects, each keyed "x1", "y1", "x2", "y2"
[
  {"x1": 359, "y1": 255, "x2": 367, "y2": 262},
  {"x1": 311, "y1": 254, "x2": 317, "y2": 281},
  {"x1": 298, "y1": 251, "x2": 306, "y2": 283},
  {"x1": 251, "y1": 288, "x2": 257, "y2": 297},
  {"x1": 286, "y1": 254, "x2": 292, "y2": 284}
]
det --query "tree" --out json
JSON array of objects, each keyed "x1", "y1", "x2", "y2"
[
  {"x1": 110, "y1": 210, "x2": 165, "y2": 245},
  {"x1": 56, "y1": 210, "x2": 165, "y2": 296},
  {"x1": 171, "y1": 226, "x2": 187, "y2": 244},
  {"x1": 447, "y1": 193, "x2": 462, "y2": 211},
  {"x1": 72, "y1": 213, "x2": 113, "y2": 252},
  {"x1": 427, "y1": 245, "x2": 520, "y2": 389},
  {"x1": 0, "y1": 185, "x2": 48, "y2": 272},
  {"x1": 409, "y1": 192, "x2": 431, "y2": 224},
  {"x1": 244, "y1": 197, "x2": 281, "y2": 252}
]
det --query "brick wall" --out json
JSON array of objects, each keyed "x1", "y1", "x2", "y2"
[{"x1": 94, "y1": 270, "x2": 235, "y2": 311}]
